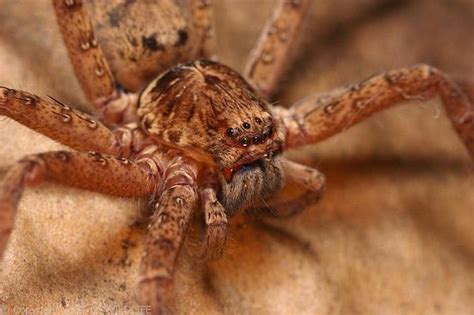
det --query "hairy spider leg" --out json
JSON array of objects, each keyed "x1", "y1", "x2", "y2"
[
  {"x1": 244, "y1": 0, "x2": 311, "y2": 99},
  {"x1": 137, "y1": 156, "x2": 199, "y2": 313},
  {"x1": 265, "y1": 158, "x2": 326, "y2": 217},
  {"x1": 190, "y1": 0, "x2": 217, "y2": 60},
  {"x1": 200, "y1": 186, "x2": 228, "y2": 260},
  {"x1": 52, "y1": 0, "x2": 137, "y2": 124},
  {"x1": 0, "y1": 87, "x2": 119, "y2": 154},
  {"x1": 0, "y1": 151, "x2": 156, "y2": 258},
  {"x1": 275, "y1": 64, "x2": 474, "y2": 158}
]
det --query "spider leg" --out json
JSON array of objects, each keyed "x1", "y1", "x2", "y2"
[
  {"x1": 190, "y1": 0, "x2": 217, "y2": 60},
  {"x1": 137, "y1": 157, "x2": 199, "y2": 314},
  {"x1": 275, "y1": 64, "x2": 474, "y2": 158},
  {"x1": 52, "y1": 0, "x2": 137, "y2": 124},
  {"x1": 0, "y1": 87, "x2": 122, "y2": 155},
  {"x1": 0, "y1": 150, "x2": 155, "y2": 258},
  {"x1": 257, "y1": 158, "x2": 326, "y2": 217},
  {"x1": 244, "y1": 0, "x2": 311, "y2": 98},
  {"x1": 200, "y1": 187, "x2": 228, "y2": 260}
]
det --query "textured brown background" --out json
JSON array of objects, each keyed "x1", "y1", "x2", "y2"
[{"x1": 0, "y1": 0, "x2": 473, "y2": 314}]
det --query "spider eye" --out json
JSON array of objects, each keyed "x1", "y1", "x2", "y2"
[
  {"x1": 243, "y1": 122, "x2": 251, "y2": 129},
  {"x1": 252, "y1": 134, "x2": 264, "y2": 144},
  {"x1": 226, "y1": 128, "x2": 237, "y2": 138},
  {"x1": 255, "y1": 117, "x2": 262, "y2": 124},
  {"x1": 240, "y1": 136, "x2": 250, "y2": 147},
  {"x1": 263, "y1": 126, "x2": 273, "y2": 137}
]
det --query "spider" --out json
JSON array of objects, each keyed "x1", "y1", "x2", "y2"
[{"x1": 0, "y1": 0, "x2": 473, "y2": 314}]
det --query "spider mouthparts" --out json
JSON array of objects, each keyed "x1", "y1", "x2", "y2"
[
  {"x1": 223, "y1": 166, "x2": 239, "y2": 182},
  {"x1": 223, "y1": 163, "x2": 247, "y2": 182}
]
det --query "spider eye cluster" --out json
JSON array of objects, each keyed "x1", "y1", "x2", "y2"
[{"x1": 225, "y1": 123, "x2": 273, "y2": 148}]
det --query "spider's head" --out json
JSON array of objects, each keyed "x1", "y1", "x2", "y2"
[
  {"x1": 193, "y1": 60, "x2": 286, "y2": 181},
  {"x1": 138, "y1": 59, "x2": 285, "y2": 180}
]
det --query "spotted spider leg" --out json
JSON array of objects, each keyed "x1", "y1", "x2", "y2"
[
  {"x1": 0, "y1": 87, "x2": 119, "y2": 154},
  {"x1": 0, "y1": 85, "x2": 153, "y2": 257},
  {"x1": 200, "y1": 186, "x2": 228, "y2": 260},
  {"x1": 193, "y1": 168, "x2": 227, "y2": 260},
  {"x1": 137, "y1": 156, "x2": 199, "y2": 313},
  {"x1": 244, "y1": 0, "x2": 311, "y2": 98},
  {"x1": 190, "y1": 0, "x2": 217, "y2": 60},
  {"x1": 0, "y1": 151, "x2": 155, "y2": 258},
  {"x1": 267, "y1": 159, "x2": 326, "y2": 217},
  {"x1": 52, "y1": 0, "x2": 137, "y2": 124},
  {"x1": 275, "y1": 64, "x2": 474, "y2": 158}
]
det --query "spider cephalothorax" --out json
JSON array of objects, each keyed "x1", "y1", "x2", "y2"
[
  {"x1": 1, "y1": 1, "x2": 473, "y2": 314},
  {"x1": 138, "y1": 59, "x2": 284, "y2": 178}
]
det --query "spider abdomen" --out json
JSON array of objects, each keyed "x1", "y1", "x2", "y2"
[{"x1": 87, "y1": 0, "x2": 213, "y2": 92}]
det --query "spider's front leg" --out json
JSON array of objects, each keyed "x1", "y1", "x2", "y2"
[
  {"x1": 197, "y1": 169, "x2": 228, "y2": 260},
  {"x1": 267, "y1": 158, "x2": 326, "y2": 217},
  {"x1": 137, "y1": 157, "x2": 199, "y2": 314},
  {"x1": 200, "y1": 186, "x2": 228, "y2": 260},
  {"x1": 0, "y1": 151, "x2": 155, "y2": 258},
  {"x1": 276, "y1": 64, "x2": 474, "y2": 158},
  {"x1": 190, "y1": 0, "x2": 217, "y2": 60},
  {"x1": 0, "y1": 87, "x2": 120, "y2": 155},
  {"x1": 52, "y1": 0, "x2": 137, "y2": 124},
  {"x1": 244, "y1": 0, "x2": 311, "y2": 98}
]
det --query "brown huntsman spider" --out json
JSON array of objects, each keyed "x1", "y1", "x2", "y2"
[{"x1": 1, "y1": 1, "x2": 473, "y2": 314}]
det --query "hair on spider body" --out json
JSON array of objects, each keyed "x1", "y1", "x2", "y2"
[{"x1": 218, "y1": 156, "x2": 284, "y2": 216}]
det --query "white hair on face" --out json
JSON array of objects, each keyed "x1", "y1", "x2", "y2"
[{"x1": 218, "y1": 156, "x2": 284, "y2": 215}]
